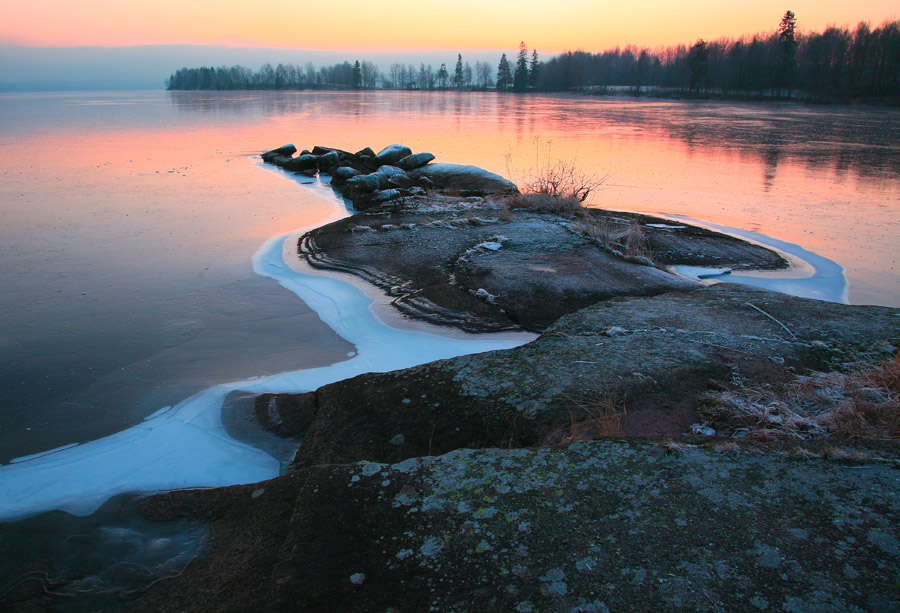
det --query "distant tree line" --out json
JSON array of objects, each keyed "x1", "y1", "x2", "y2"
[
  {"x1": 167, "y1": 13, "x2": 900, "y2": 101},
  {"x1": 537, "y1": 13, "x2": 900, "y2": 100},
  {"x1": 166, "y1": 60, "x2": 382, "y2": 90}
]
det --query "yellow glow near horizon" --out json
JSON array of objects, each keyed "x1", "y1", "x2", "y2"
[{"x1": 1, "y1": 0, "x2": 897, "y2": 51}]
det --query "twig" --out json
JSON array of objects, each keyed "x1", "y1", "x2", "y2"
[{"x1": 744, "y1": 302, "x2": 797, "y2": 340}]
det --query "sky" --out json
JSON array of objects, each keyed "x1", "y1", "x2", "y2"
[{"x1": 1, "y1": 0, "x2": 897, "y2": 52}]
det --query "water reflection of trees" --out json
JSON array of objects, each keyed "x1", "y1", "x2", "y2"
[{"x1": 167, "y1": 90, "x2": 900, "y2": 183}]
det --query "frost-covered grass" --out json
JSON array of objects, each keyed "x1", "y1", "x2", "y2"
[{"x1": 700, "y1": 355, "x2": 900, "y2": 440}]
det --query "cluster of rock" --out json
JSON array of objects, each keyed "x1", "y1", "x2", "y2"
[{"x1": 261, "y1": 143, "x2": 518, "y2": 210}]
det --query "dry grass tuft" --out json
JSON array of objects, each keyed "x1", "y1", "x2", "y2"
[
  {"x1": 504, "y1": 192, "x2": 584, "y2": 218},
  {"x1": 572, "y1": 216, "x2": 653, "y2": 262},
  {"x1": 544, "y1": 393, "x2": 627, "y2": 446},
  {"x1": 701, "y1": 355, "x2": 900, "y2": 440}
]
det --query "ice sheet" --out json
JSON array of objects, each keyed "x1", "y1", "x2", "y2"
[
  {"x1": 0, "y1": 215, "x2": 531, "y2": 522},
  {"x1": 667, "y1": 216, "x2": 848, "y2": 304}
]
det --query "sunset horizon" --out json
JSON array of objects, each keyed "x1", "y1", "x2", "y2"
[{"x1": 2, "y1": 0, "x2": 897, "y2": 53}]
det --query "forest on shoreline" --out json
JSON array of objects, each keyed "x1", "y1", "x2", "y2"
[{"x1": 167, "y1": 12, "x2": 900, "y2": 103}]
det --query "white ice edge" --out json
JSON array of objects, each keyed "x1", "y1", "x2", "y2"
[
  {"x1": 0, "y1": 186, "x2": 531, "y2": 522},
  {"x1": 664, "y1": 215, "x2": 848, "y2": 304}
]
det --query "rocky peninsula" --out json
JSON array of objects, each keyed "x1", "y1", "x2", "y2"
[{"x1": 3, "y1": 144, "x2": 898, "y2": 611}]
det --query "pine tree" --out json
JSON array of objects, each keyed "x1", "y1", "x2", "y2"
[
  {"x1": 437, "y1": 63, "x2": 449, "y2": 88},
  {"x1": 352, "y1": 61, "x2": 362, "y2": 89},
  {"x1": 497, "y1": 53, "x2": 512, "y2": 91},
  {"x1": 453, "y1": 54, "x2": 465, "y2": 88},
  {"x1": 528, "y1": 50, "x2": 540, "y2": 88},
  {"x1": 688, "y1": 39, "x2": 709, "y2": 93},
  {"x1": 513, "y1": 42, "x2": 529, "y2": 91},
  {"x1": 777, "y1": 10, "x2": 798, "y2": 97}
]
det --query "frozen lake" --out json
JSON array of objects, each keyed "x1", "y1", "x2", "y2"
[{"x1": 1, "y1": 89, "x2": 898, "y2": 486}]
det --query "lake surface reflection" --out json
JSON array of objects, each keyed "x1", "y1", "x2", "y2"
[{"x1": 1, "y1": 90, "x2": 898, "y2": 462}]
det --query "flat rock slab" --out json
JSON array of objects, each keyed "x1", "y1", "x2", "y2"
[
  {"x1": 300, "y1": 198, "x2": 711, "y2": 332},
  {"x1": 135, "y1": 439, "x2": 900, "y2": 612},
  {"x1": 267, "y1": 285, "x2": 900, "y2": 469}
]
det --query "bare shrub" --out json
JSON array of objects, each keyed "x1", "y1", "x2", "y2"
[
  {"x1": 505, "y1": 139, "x2": 607, "y2": 205},
  {"x1": 700, "y1": 355, "x2": 900, "y2": 440}
]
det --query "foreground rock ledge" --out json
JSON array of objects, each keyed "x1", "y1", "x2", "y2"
[{"x1": 137, "y1": 439, "x2": 900, "y2": 612}]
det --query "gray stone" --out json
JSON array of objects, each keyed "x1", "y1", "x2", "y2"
[
  {"x1": 282, "y1": 154, "x2": 318, "y2": 172},
  {"x1": 397, "y1": 152, "x2": 435, "y2": 171},
  {"x1": 354, "y1": 189, "x2": 402, "y2": 211},
  {"x1": 409, "y1": 163, "x2": 518, "y2": 196},
  {"x1": 261, "y1": 144, "x2": 296, "y2": 161},
  {"x1": 343, "y1": 173, "x2": 390, "y2": 198},
  {"x1": 375, "y1": 144, "x2": 413, "y2": 166},
  {"x1": 317, "y1": 151, "x2": 340, "y2": 171},
  {"x1": 330, "y1": 166, "x2": 362, "y2": 185}
]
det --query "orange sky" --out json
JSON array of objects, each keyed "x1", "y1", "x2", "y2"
[{"x1": 1, "y1": 0, "x2": 897, "y2": 51}]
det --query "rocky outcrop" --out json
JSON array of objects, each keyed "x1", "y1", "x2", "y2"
[
  {"x1": 297, "y1": 194, "x2": 788, "y2": 332},
  {"x1": 254, "y1": 285, "x2": 900, "y2": 469},
  {"x1": 260, "y1": 143, "x2": 518, "y2": 210},
  {"x1": 52, "y1": 145, "x2": 891, "y2": 612}
]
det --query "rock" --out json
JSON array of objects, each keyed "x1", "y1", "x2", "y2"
[
  {"x1": 330, "y1": 166, "x2": 362, "y2": 186},
  {"x1": 377, "y1": 165, "x2": 414, "y2": 188},
  {"x1": 268, "y1": 155, "x2": 293, "y2": 168},
  {"x1": 271, "y1": 285, "x2": 900, "y2": 469},
  {"x1": 355, "y1": 147, "x2": 376, "y2": 158},
  {"x1": 317, "y1": 151, "x2": 340, "y2": 171},
  {"x1": 354, "y1": 189, "x2": 402, "y2": 211},
  {"x1": 396, "y1": 152, "x2": 435, "y2": 171},
  {"x1": 342, "y1": 172, "x2": 390, "y2": 198},
  {"x1": 132, "y1": 434, "x2": 900, "y2": 612},
  {"x1": 311, "y1": 145, "x2": 333, "y2": 156},
  {"x1": 376, "y1": 165, "x2": 408, "y2": 179},
  {"x1": 281, "y1": 154, "x2": 318, "y2": 172},
  {"x1": 374, "y1": 144, "x2": 413, "y2": 166},
  {"x1": 261, "y1": 144, "x2": 296, "y2": 161},
  {"x1": 299, "y1": 206, "x2": 696, "y2": 332},
  {"x1": 408, "y1": 163, "x2": 518, "y2": 196},
  {"x1": 254, "y1": 393, "x2": 317, "y2": 436}
]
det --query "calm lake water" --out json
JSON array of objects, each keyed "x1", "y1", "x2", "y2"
[{"x1": 1, "y1": 90, "x2": 899, "y2": 464}]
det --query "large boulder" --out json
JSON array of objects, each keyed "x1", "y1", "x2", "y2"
[
  {"x1": 374, "y1": 144, "x2": 413, "y2": 166},
  {"x1": 281, "y1": 154, "x2": 318, "y2": 172},
  {"x1": 408, "y1": 163, "x2": 518, "y2": 196},
  {"x1": 396, "y1": 152, "x2": 435, "y2": 171},
  {"x1": 260, "y1": 144, "x2": 296, "y2": 162},
  {"x1": 342, "y1": 172, "x2": 390, "y2": 198},
  {"x1": 330, "y1": 166, "x2": 362, "y2": 186},
  {"x1": 376, "y1": 165, "x2": 414, "y2": 188},
  {"x1": 353, "y1": 189, "x2": 402, "y2": 211},
  {"x1": 316, "y1": 151, "x2": 340, "y2": 171}
]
